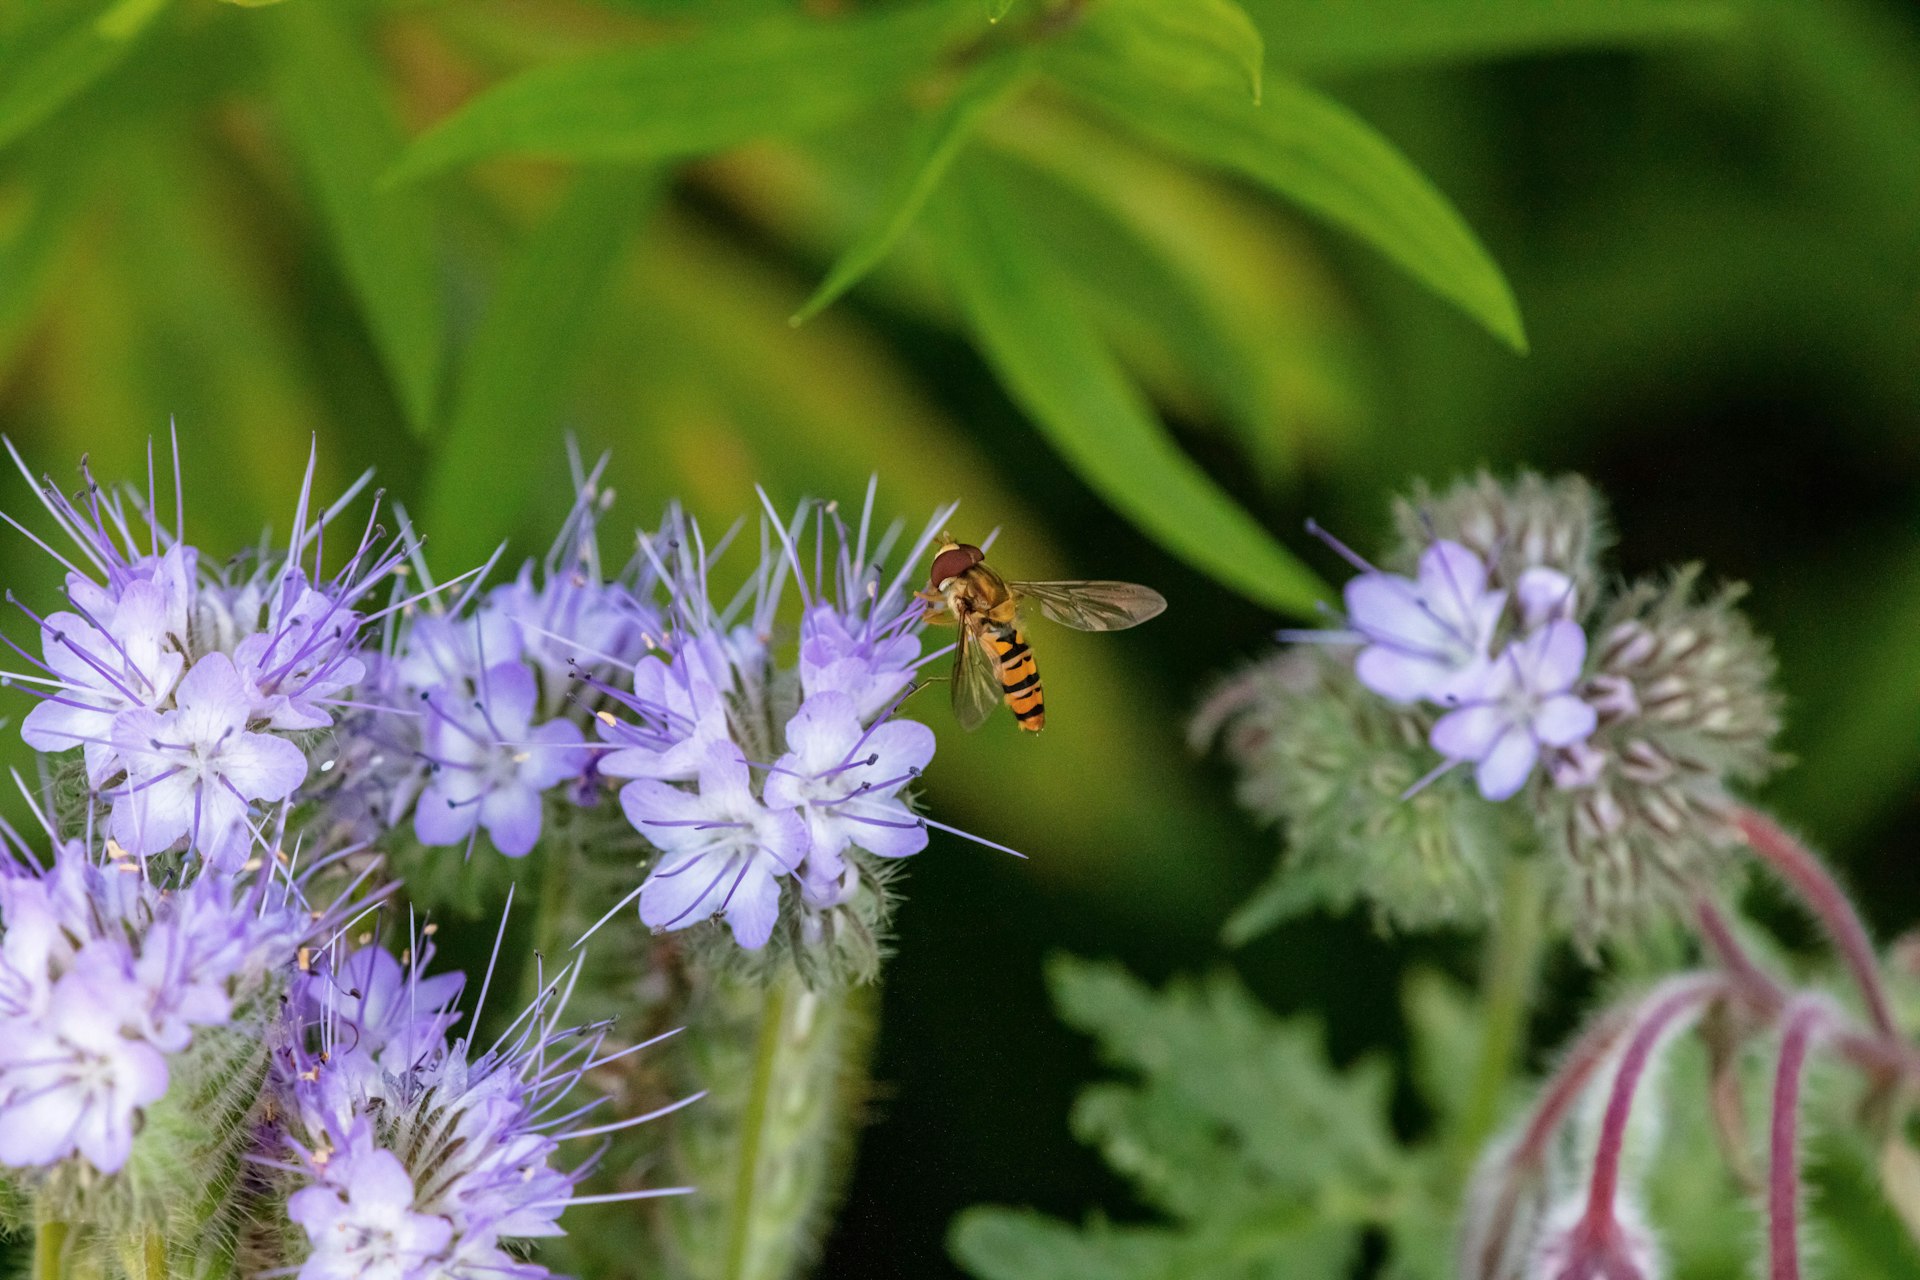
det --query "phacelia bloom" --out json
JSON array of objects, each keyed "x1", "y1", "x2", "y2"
[
  {"x1": 1431, "y1": 621, "x2": 1598, "y2": 801},
  {"x1": 371, "y1": 452, "x2": 644, "y2": 859},
  {"x1": 1342, "y1": 537, "x2": 1507, "y2": 705},
  {"x1": 271, "y1": 927, "x2": 694, "y2": 1280},
  {"x1": 0, "y1": 820, "x2": 324, "y2": 1176},
  {"x1": 591, "y1": 485, "x2": 955, "y2": 952},
  {"x1": 1205, "y1": 472, "x2": 1782, "y2": 941},
  {"x1": 3, "y1": 439, "x2": 409, "y2": 863}
]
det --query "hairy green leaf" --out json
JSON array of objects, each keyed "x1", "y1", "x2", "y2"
[
  {"x1": 793, "y1": 51, "x2": 1032, "y2": 324},
  {"x1": 0, "y1": 0, "x2": 171, "y2": 152},
  {"x1": 390, "y1": 4, "x2": 969, "y2": 181},
  {"x1": 1053, "y1": 53, "x2": 1526, "y2": 351},
  {"x1": 422, "y1": 168, "x2": 659, "y2": 565},
  {"x1": 927, "y1": 163, "x2": 1329, "y2": 617},
  {"x1": 264, "y1": 2, "x2": 444, "y2": 435},
  {"x1": 1077, "y1": 0, "x2": 1265, "y2": 103},
  {"x1": 1242, "y1": 0, "x2": 1737, "y2": 72}
]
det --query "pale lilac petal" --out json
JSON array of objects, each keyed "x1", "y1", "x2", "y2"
[
  {"x1": 781, "y1": 693, "x2": 861, "y2": 770},
  {"x1": 414, "y1": 781, "x2": 479, "y2": 847},
  {"x1": 1430, "y1": 705, "x2": 1506, "y2": 761},
  {"x1": 1529, "y1": 620, "x2": 1588, "y2": 693},
  {"x1": 762, "y1": 756, "x2": 807, "y2": 809},
  {"x1": 480, "y1": 786, "x2": 542, "y2": 857},
  {"x1": 846, "y1": 802, "x2": 929, "y2": 858},
  {"x1": 520, "y1": 718, "x2": 586, "y2": 790},
  {"x1": 862, "y1": 718, "x2": 936, "y2": 777},
  {"x1": 1344, "y1": 574, "x2": 1443, "y2": 652},
  {"x1": 619, "y1": 779, "x2": 707, "y2": 833},
  {"x1": 639, "y1": 854, "x2": 728, "y2": 931},
  {"x1": 723, "y1": 864, "x2": 783, "y2": 950},
  {"x1": 1476, "y1": 729, "x2": 1539, "y2": 801},
  {"x1": 1517, "y1": 567, "x2": 1577, "y2": 628},
  {"x1": 1418, "y1": 540, "x2": 1490, "y2": 607},
  {"x1": 756, "y1": 807, "x2": 810, "y2": 872},
  {"x1": 1354, "y1": 647, "x2": 1448, "y2": 704},
  {"x1": 477, "y1": 661, "x2": 538, "y2": 735},
  {"x1": 220, "y1": 732, "x2": 309, "y2": 800},
  {"x1": 1533, "y1": 694, "x2": 1599, "y2": 747}
]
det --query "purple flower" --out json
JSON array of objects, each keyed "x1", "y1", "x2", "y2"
[
  {"x1": 287, "y1": 1121, "x2": 455, "y2": 1280},
  {"x1": 1430, "y1": 621, "x2": 1599, "y2": 801},
  {"x1": 109, "y1": 652, "x2": 310, "y2": 864},
  {"x1": 276, "y1": 926, "x2": 695, "y2": 1279},
  {"x1": 797, "y1": 603, "x2": 920, "y2": 721},
  {"x1": 765, "y1": 692, "x2": 933, "y2": 903},
  {"x1": 0, "y1": 827, "x2": 318, "y2": 1175},
  {"x1": 623, "y1": 743, "x2": 810, "y2": 949},
  {"x1": 413, "y1": 661, "x2": 586, "y2": 858},
  {"x1": 19, "y1": 581, "x2": 185, "y2": 785},
  {"x1": 1345, "y1": 540, "x2": 1507, "y2": 705}
]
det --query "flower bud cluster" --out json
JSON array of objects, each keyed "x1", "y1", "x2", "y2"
[{"x1": 1202, "y1": 472, "x2": 1781, "y2": 939}]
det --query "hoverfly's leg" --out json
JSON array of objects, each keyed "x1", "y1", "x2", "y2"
[{"x1": 916, "y1": 588, "x2": 956, "y2": 626}]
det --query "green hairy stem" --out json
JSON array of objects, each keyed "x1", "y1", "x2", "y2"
[
  {"x1": 660, "y1": 963, "x2": 878, "y2": 1280},
  {"x1": 1453, "y1": 857, "x2": 1545, "y2": 1171}
]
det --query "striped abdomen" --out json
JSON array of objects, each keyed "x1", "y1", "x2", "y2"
[{"x1": 987, "y1": 624, "x2": 1045, "y2": 731}]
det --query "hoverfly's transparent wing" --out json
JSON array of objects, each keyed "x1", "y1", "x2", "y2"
[
  {"x1": 1012, "y1": 580, "x2": 1167, "y2": 632},
  {"x1": 951, "y1": 627, "x2": 1004, "y2": 731}
]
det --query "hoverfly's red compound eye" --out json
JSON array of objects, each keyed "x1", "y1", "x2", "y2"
[{"x1": 928, "y1": 543, "x2": 985, "y2": 589}]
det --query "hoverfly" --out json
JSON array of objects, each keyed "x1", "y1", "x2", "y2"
[{"x1": 918, "y1": 533, "x2": 1166, "y2": 732}]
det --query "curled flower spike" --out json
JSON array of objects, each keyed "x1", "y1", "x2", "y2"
[{"x1": 1206, "y1": 470, "x2": 1783, "y2": 941}]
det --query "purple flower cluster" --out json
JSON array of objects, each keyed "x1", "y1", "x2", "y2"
[
  {"x1": 5, "y1": 442, "x2": 408, "y2": 867},
  {"x1": 382, "y1": 456, "x2": 645, "y2": 859},
  {"x1": 269, "y1": 925, "x2": 694, "y2": 1280},
  {"x1": 0, "y1": 824, "x2": 314, "y2": 1174},
  {"x1": 589, "y1": 486, "x2": 949, "y2": 950},
  {"x1": 1318, "y1": 529, "x2": 1597, "y2": 802}
]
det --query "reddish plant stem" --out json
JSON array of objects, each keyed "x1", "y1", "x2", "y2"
[
  {"x1": 1583, "y1": 975, "x2": 1726, "y2": 1221},
  {"x1": 1768, "y1": 1001, "x2": 1827, "y2": 1280},
  {"x1": 1694, "y1": 894, "x2": 1920, "y2": 1085},
  {"x1": 1734, "y1": 807, "x2": 1897, "y2": 1040}
]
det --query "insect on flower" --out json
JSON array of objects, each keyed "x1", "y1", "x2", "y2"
[{"x1": 919, "y1": 533, "x2": 1165, "y2": 732}]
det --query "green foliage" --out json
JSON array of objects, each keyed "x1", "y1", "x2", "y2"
[
  {"x1": 950, "y1": 957, "x2": 1454, "y2": 1280},
  {"x1": 928, "y1": 161, "x2": 1330, "y2": 616},
  {"x1": 1049, "y1": 47, "x2": 1526, "y2": 352}
]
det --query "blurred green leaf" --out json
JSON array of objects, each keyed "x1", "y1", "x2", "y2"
[
  {"x1": 1240, "y1": 0, "x2": 1738, "y2": 72},
  {"x1": 390, "y1": 4, "x2": 970, "y2": 181},
  {"x1": 987, "y1": 0, "x2": 1018, "y2": 20},
  {"x1": 793, "y1": 51, "x2": 1033, "y2": 325},
  {"x1": 0, "y1": 0, "x2": 170, "y2": 152},
  {"x1": 1053, "y1": 54, "x2": 1527, "y2": 352},
  {"x1": 928, "y1": 162, "x2": 1330, "y2": 617},
  {"x1": 422, "y1": 168, "x2": 658, "y2": 567},
  {"x1": 1077, "y1": 0, "x2": 1266, "y2": 104},
  {"x1": 949, "y1": 957, "x2": 1409, "y2": 1280},
  {"x1": 263, "y1": 2, "x2": 444, "y2": 435}
]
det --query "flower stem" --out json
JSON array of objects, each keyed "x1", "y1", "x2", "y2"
[
  {"x1": 1769, "y1": 1001, "x2": 1827, "y2": 1280},
  {"x1": 1453, "y1": 857, "x2": 1544, "y2": 1170},
  {"x1": 1734, "y1": 807, "x2": 1897, "y2": 1040},
  {"x1": 32, "y1": 1220, "x2": 70, "y2": 1280},
  {"x1": 1584, "y1": 975, "x2": 1722, "y2": 1218},
  {"x1": 661, "y1": 961, "x2": 878, "y2": 1280}
]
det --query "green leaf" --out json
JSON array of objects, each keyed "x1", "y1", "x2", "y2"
[
  {"x1": 421, "y1": 168, "x2": 659, "y2": 567},
  {"x1": 263, "y1": 2, "x2": 444, "y2": 435},
  {"x1": 1052, "y1": 53, "x2": 1527, "y2": 351},
  {"x1": 986, "y1": 0, "x2": 1017, "y2": 19},
  {"x1": 792, "y1": 51, "x2": 1032, "y2": 325},
  {"x1": 1077, "y1": 0, "x2": 1265, "y2": 103},
  {"x1": 1240, "y1": 0, "x2": 1738, "y2": 72},
  {"x1": 927, "y1": 162, "x2": 1330, "y2": 617},
  {"x1": 0, "y1": 0, "x2": 171, "y2": 152},
  {"x1": 950, "y1": 957, "x2": 1406, "y2": 1280},
  {"x1": 390, "y1": 4, "x2": 968, "y2": 181}
]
